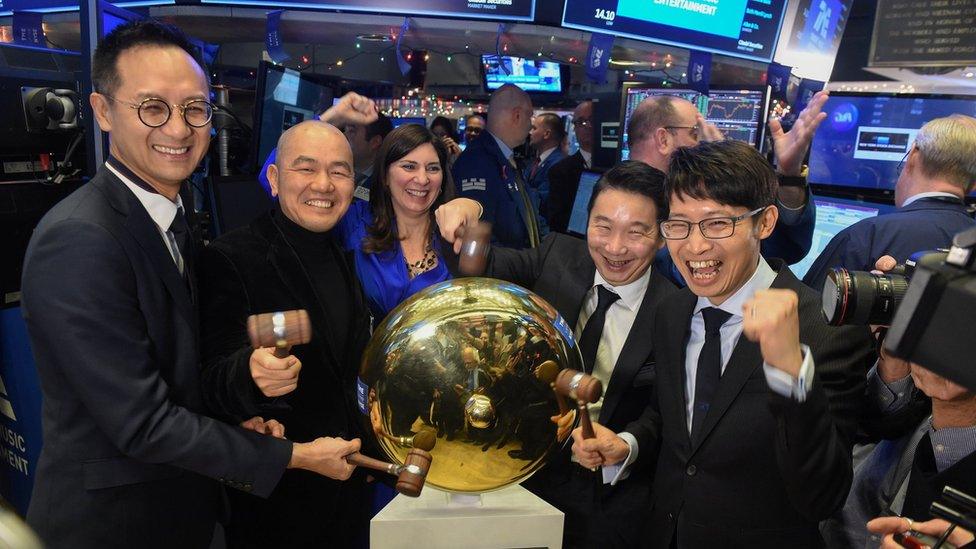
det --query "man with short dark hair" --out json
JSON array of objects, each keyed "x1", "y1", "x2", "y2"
[
  {"x1": 627, "y1": 93, "x2": 826, "y2": 267},
  {"x1": 803, "y1": 114, "x2": 976, "y2": 290},
  {"x1": 525, "y1": 112, "x2": 566, "y2": 235},
  {"x1": 453, "y1": 84, "x2": 539, "y2": 249},
  {"x1": 463, "y1": 113, "x2": 486, "y2": 146},
  {"x1": 483, "y1": 161, "x2": 679, "y2": 548},
  {"x1": 21, "y1": 20, "x2": 359, "y2": 548},
  {"x1": 344, "y1": 112, "x2": 393, "y2": 186},
  {"x1": 547, "y1": 100, "x2": 593, "y2": 234},
  {"x1": 573, "y1": 140, "x2": 874, "y2": 547}
]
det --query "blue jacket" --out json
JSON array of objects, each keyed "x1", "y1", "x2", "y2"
[
  {"x1": 525, "y1": 148, "x2": 565, "y2": 236},
  {"x1": 452, "y1": 132, "x2": 537, "y2": 249},
  {"x1": 802, "y1": 197, "x2": 975, "y2": 290}
]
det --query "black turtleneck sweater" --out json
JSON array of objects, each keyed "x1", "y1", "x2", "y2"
[{"x1": 271, "y1": 205, "x2": 351, "y2": 353}]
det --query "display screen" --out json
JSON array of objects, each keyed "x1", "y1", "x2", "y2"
[
  {"x1": 562, "y1": 0, "x2": 788, "y2": 63},
  {"x1": 619, "y1": 85, "x2": 769, "y2": 160},
  {"x1": 808, "y1": 93, "x2": 976, "y2": 192},
  {"x1": 790, "y1": 197, "x2": 890, "y2": 280},
  {"x1": 482, "y1": 55, "x2": 564, "y2": 94},
  {"x1": 199, "y1": 0, "x2": 534, "y2": 21},
  {"x1": 568, "y1": 170, "x2": 602, "y2": 235},
  {"x1": 0, "y1": 0, "x2": 172, "y2": 15},
  {"x1": 391, "y1": 117, "x2": 427, "y2": 128},
  {"x1": 253, "y1": 64, "x2": 334, "y2": 171}
]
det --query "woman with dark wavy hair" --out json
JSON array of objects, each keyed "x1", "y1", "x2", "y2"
[{"x1": 336, "y1": 123, "x2": 480, "y2": 320}]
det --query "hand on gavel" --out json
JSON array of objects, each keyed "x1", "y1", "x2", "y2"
[
  {"x1": 247, "y1": 310, "x2": 311, "y2": 397},
  {"x1": 555, "y1": 369, "x2": 609, "y2": 470},
  {"x1": 571, "y1": 421, "x2": 629, "y2": 470},
  {"x1": 289, "y1": 436, "x2": 361, "y2": 481}
]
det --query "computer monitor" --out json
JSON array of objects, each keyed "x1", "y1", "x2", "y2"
[
  {"x1": 251, "y1": 62, "x2": 335, "y2": 172},
  {"x1": 567, "y1": 170, "x2": 603, "y2": 236},
  {"x1": 808, "y1": 92, "x2": 976, "y2": 194},
  {"x1": 789, "y1": 195, "x2": 894, "y2": 280},
  {"x1": 481, "y1": 55, "x2": 566, "y2": 94},
  {"x1": 618, "y1": 84, "x2": 769, "y2": 160}
]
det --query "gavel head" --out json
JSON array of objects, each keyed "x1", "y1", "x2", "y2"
[
  {"x1": 395, "y1": 448, "x2": 432, "y2": 498},
  {"x1": 410, "y1": 429, "x2": 437, "y2": 452},
  {"x1": 246, "y1": 310, "x2": 311, "y2": 350},
  {"x1": 534, "y1": 360, "x2": 560, "y2": 385},
  {"x1": 457, "y1": 221, "x2": 492, "y2": 276},
  {"x1": 555, "y1": 368, "x2": 603, "y2": 404}
]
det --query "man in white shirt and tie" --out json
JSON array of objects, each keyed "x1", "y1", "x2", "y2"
[{"x1": 573, "y1": 140, "x2": 875, "y2": 548}]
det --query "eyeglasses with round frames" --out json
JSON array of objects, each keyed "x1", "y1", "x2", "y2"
[
  {"x1": 660, "y1": 206, "x2": 767, "y2": 240},
  {"x1": 102, "y1": 94, "x2": 215, "y2": 128}
]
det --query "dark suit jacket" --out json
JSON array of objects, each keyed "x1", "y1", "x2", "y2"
[
  {"x1": 803, "y1": 197, "x2": 975, "y2": 290},
  {"x1": 487, "y1": 232, "x2": 679, "y2": 547},
  {"x1": 546, "y1": 151, "x2": 587, "y2": 234},
  {"x1": 626, "y1": 260, "x2": 874, "y2": 548},
  {"x1": 198, "y1": 210, "x2": 373, "y2": 546},
  {"x1": 20, "y1": 167, "x2": 292, "y2": 549}
]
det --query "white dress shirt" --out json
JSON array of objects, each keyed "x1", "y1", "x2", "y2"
[
  {"x1": 106, "y1": 162, "x2": 184, "y2": 271},
  {"x1": 902, "y1": 191, "x2": 962, "y2": 207},
  {"x1": 579, "y1": 149, "x2": 592, "y2": 169},
  {"x1": 537, "y1": 146, "x2": 557, "y2": 165},
  {"x1": 574, "y1": 267, "x2": 652, "y2": 484}
]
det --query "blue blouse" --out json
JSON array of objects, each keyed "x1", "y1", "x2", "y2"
[{"x1": 336, "y1": 200, "x2": 451, "y2": 323}]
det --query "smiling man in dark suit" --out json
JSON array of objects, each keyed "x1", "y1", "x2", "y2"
[
  {"x1": 481, "y1": 161, "x2": 678, "y2": 548},
  {"x1": 20, "y1": 21, "x2": 360, "y2": 548},
  {"x1": 574, "y1": 141, "x2": 875, "y2": 548}
]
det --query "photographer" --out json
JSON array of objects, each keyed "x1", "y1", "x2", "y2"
[{"x1": 803, "y1": 115, "x2": 976, "y2": 291}]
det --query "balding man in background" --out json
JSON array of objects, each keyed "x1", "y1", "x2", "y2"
[
  {"x1": 453, "y1": 83, "x2": 540, "y2": 249},
  {"x1": 627, "y1": 92, "x2": 827, "y2": 268},
  {"x1": 198, "y1": 119, "x2": 375, "y2": 547},
  {"x1": 547, "y1": 99, "x2": 593, "y2": 234},
  {"x1": 525, "y1": 112, "x2": 566, "y2": 236}
]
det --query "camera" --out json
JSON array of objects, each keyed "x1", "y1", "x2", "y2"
[{"x1": 821, "y1": 251, "x2": 946, "y2": 326}]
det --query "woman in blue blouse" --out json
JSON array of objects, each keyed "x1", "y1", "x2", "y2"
[{"x1": 335, "y1": 123, "x2": 480, "y2": 322}]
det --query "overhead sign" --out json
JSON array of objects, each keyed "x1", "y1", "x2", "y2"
[{"x1": 870, "y1": 0, "x2": 976, "y2": 67}]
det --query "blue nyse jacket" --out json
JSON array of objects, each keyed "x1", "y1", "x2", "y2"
[
  {"x1": 525, "y1": 148, "x2": 565, "y2": 235},
  {"x1": 453, "y1": 133, "x2": 537, "y2": 249},
  {"x1": 803, "y1": 197, "x2": 975, "y2": 290}
]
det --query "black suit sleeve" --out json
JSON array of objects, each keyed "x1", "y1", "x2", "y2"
[
  {"x1": 762, "y1": 188, "x2": 816, "y2": 264},
  {"x1": 21, "y1": 220, "x2": 291, "y2": 498},
  {"x1": 484, "y1": 232, "x2": 560, "y2": 286},
  {"x1": 546, "y1": 155, "x2": 583, "y2": 234},
  {"x1": 197, "y1": 244, "x2": 267, "y2": 422}
]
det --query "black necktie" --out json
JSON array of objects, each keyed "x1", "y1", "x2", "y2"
[
  {"x1": 579, "y1": 285, "x2": 620, "y2": 374},
  {"x1": 168, "y1": 207, "x2": 192, "y2": 282},
  {"x1": 691, "y1": 307, "x2": 732, "y2": 443}
]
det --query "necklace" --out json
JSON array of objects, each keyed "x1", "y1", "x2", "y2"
[{"x1": 406, "y1": 247, "x2": 438, "y2": 279}]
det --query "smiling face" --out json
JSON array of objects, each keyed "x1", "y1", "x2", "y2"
[
  {"x1": 267, "y1": 122, "x2": 355, "y2": 233},
  {"x1": 586, "y1": 188, "x2": 663, "y2": 287},
  {"x1": 666, "y1": 194, "x2": 777, "y2": 305},
  {"x1": 91, "y1": 45, "x2": 210, "y2": 199},
  {"x1": 386, "y1": 143, "x2": 443, "y2": 218}
]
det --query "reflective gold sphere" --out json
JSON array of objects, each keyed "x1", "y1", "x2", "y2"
[{"x1": 359, "y1": 277, "x2": 583, "y2": 493}]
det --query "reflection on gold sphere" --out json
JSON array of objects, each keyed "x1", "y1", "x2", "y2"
[{"x1": 359, "y1": 277, "x2": 583, "y2": 493}]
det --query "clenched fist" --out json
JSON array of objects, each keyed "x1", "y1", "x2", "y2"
[
  {"x1": 742, "y1": 288, "x2": 803, "y2": 378},
  {"x1": 249, "y1": 347, "x2": 302, "y2": 397}
]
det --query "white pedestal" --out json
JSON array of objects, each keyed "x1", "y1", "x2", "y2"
[{"x1": 370, "y1": 484, "x2": 564, "y2": 549}]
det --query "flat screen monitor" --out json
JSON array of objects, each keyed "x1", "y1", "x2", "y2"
[
  {"x1": 198, "y1": 0, "x2": 534, "y2": 21},
  {"x1": 808, "y1": 93, "x2": 976, "y2": 194},
  {"x1": 568, "y1": 170, "x2": 603, "y2": 236},
  {"x1": 619, "y1": 84, "x2": 769, "y2": 160},
  {"x1": 482, "y1": 55, "x2": 565, "y2": 94},
  {"x1": 391, "y1": 117, "x2": 426, "y2": 128},
  {"x1": 252, "y1": 62, "x2": 334, "y2": 172},
  {"x1": 789, "y1": 196, "x2": 894, "y2": 280},
  {"x1": 2, "y1": 0, "x2": 173, "y2": 16},
  {"x1": 562, "y1": 0, "x2": 788, "y2": 63}
]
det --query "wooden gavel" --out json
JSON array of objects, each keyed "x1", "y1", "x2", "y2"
[
  {"x1": 456, "y1": 221, "x2": 492, "y2": 276},
  {"x1": 346, "y1": 448, "x2": 432, "y2": 498},
  {"x1": 246, "y1": 310, "x2": 311, "y2": 358},
  {"x1": 535, "y1": 360, "x2": 570, "y2": 416},
  {"x1": 554, "y1": 368, "x2": 603, "y2": 440}
]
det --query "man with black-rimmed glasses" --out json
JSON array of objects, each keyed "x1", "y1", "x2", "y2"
[{"x1": 21, "y1": 20, "x2": 363, "y2": 548}]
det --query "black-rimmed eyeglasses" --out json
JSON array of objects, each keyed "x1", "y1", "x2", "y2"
[
  {"x1": 102, "y1": 94, "x2": 215, "y2": 128},
  {"x1": 572, "y1": 118, "x2": 591, "y2": 127},
  {"x1": 660, "y1": 207, "x2": 767, "y2": 240}
]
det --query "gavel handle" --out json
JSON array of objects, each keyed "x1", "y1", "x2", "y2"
[
  {"x1": 345, "y1": 452, "x2": 397, "y2": 476},
  {"x1": 272, "y1": 345, "x2": 291, "y2": 359},
  {"x1": 578, "y1": 401, "x2": 595, "y2": 439}
]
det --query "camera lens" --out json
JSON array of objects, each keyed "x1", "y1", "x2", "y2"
[{"x1": 822, "y1": 268, "x2": 911, "y2": 326}]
